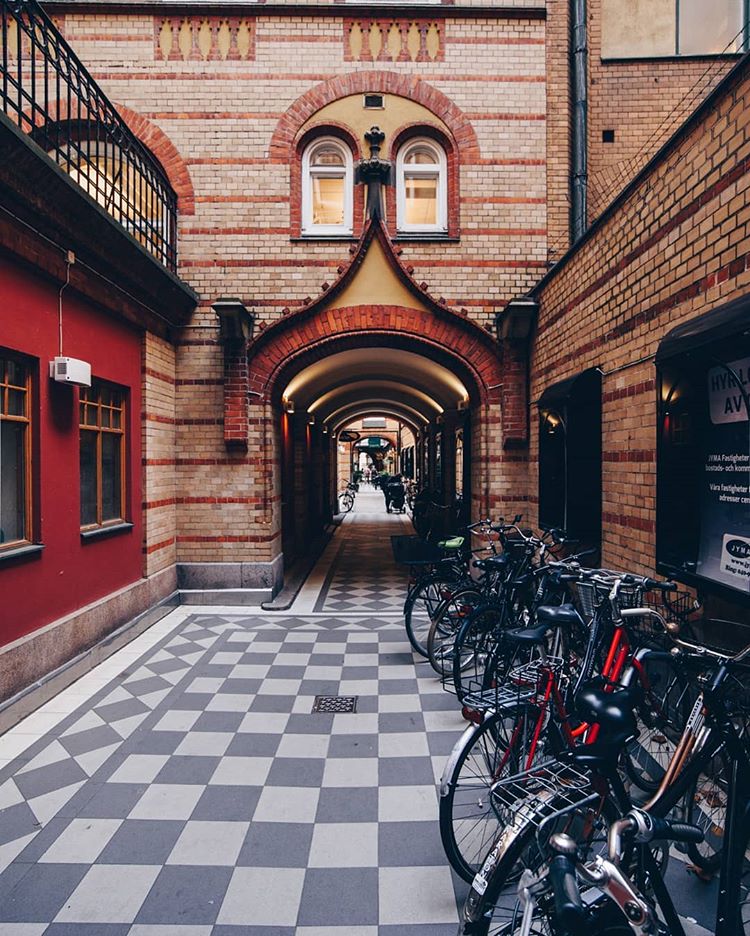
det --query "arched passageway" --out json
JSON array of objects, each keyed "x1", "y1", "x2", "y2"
[
  {"x1": 242, "y1": 221, "x2": 526, "y2": 583},
  {"x1": 275, "y1": 342, "x2": 477, "y2": 562}
]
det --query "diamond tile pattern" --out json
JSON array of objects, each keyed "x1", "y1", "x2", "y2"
[
  {"x1": 0, "y1": 613, "x2": 468, "y2": 932},
  {"x1": 0, "y1": 500, "x2": 716, "y2": 934}
]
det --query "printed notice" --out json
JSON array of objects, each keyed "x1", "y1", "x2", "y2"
[{"x1": 697, "y1": 357, "x2": 750, "y2": 593}]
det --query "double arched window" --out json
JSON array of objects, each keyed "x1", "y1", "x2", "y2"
[
  {"x1": 396, "y1": 138, "x2": 447, "y2": 234},
  {"x1": 300, "y1": 131, "x2": 450, "y2": 238},
  {"x1": 301, "y1": 137, "x2": 354, "y2": 236}
]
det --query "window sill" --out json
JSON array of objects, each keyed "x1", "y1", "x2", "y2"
[
  {"x1": 81, "y1": 522, "x2": 134, "y2": 542},
  {"x1": 0, "y1": 543, "x2": 44, "y2": 563},
  {"x1": 392, "y1": 234, "x2": 459, "y2": 243},
  {"x1": 601, "y1": 53, "x2": 743, "y2": 64},
  {"x1": 290, "y1": 235, "x2": 358, "y2": 243}
]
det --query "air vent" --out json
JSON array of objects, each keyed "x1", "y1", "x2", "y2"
[
  {"x1": 602, "y1": 129, "x2": 615, "y2": 143},
  {"x1": 364, "y1": 93, "x2": 384, "y2": 110},
  {"x1": 312, "y1": 695, "x2": 358, "y2": 713}
]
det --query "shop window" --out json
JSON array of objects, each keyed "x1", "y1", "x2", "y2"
[
  {"x1": 301, "y1": 137, "x2": 353, "y2": 236},
  {"x1": 656, "y1": 300, "x2": 750, "y2": 601},
  {"x1": 678, "y1": 0, "x2": 744, "y2": 54},
  {"x1": 79, "y1": 381, "x2": 127, "y2": 530},
  {"x1": 602, "y1": 0, "x2": 746, "y2": 58},
  {"x1": 396, "y1": 138, "x2": 447, "y2": 234},
  {"x1": 538, "y1": 368, "x2": 602, "y2": 546},
  {"x1": 0, "y1": 353, "x2": 32, "y2": 549}
]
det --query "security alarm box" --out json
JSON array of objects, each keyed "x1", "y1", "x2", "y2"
[{"x1": 49, "y1": 356, "x2": 92, "y2": 388}]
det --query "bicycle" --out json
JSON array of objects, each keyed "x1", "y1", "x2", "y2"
[
  {"x1": 458, "y1": 622, "x2": 750, "y2": 935},
  {"x1": 440, "y1": 569, "x2": 685, "y2": 883}
]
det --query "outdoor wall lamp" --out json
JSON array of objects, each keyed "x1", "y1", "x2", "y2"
[
  {"x1": 284, "y1": 399, "x2": 295, "y2": 414},
  {"x1": 495, "y1": 297, "x2": 538, "y2": 342},
  {"x1": 212, "y1": 297, "x2": 255, "y2": 342}
]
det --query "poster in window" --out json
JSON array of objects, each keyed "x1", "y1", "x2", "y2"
[{"x1": 697, "y1": 355, "x2": 750, "y2": 592}]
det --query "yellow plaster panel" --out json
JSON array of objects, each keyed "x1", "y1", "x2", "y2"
[
  {"x1": 299, "y1": 93, "x2": 449, "y2": 149},
  {"x1": 601, "y1": 0, "x2": 674, "y2": 59},
  {"x1": 326, "y1": 236, "x2": 429, "y2": 312}
]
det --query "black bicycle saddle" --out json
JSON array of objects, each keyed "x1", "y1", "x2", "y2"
[
  {"x1": 536, "y1": 604, "x2": 583, "y2": 628},
  {"x1": 575, "y1": 678, "x2": 642, "y2": 748}
]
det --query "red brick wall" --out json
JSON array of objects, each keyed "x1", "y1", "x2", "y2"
[{"x1": 531, "y1": 57, "x2": 750, "y2": 599}]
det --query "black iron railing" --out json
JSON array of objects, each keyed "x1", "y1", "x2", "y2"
[{"x1": 0, "y1": 0, "x2": 178, "y2": 271}]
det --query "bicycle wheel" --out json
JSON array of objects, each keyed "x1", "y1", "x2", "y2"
[
  {"x1": 739, "y1": 813, "x2": 750, "y2": 935},
  {"x1": 340, "y1": 491, "x2": 353, "y2": 513},
  {"x1": 685, "y1": 745, "x2": 731, "y2": 872},
  {"x1": 624, "y1": 656, "x2": 691, "y2": 794},
  {"x1": 427, "y1": 588, "x2": 483, "y2": 677},
  {"x1": 439, "y1": 701, "x2": 561, "y2": 882},
  {"x1": 458, "y1": 778, "x2": 616, "y2": 935},
  {"x1": 404, "y1": 574, "x2": 459, "y2": 657}
]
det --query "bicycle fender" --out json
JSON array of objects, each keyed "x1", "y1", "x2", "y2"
[{"x1": 439, "y1": 720, "x2": 484, "y2": 797}]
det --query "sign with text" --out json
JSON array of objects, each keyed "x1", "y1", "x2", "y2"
[{"x1": 697, "y1": 356, "x2": 750, "y2": 592}]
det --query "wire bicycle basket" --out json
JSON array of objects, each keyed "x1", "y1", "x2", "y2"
[{"x1": 460, "y1": 655, "x2": 568, "y2": 713}]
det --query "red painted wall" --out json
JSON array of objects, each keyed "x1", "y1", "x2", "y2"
[{"x1": 0, "y1": 254, "x2": 143, "y2": 645}]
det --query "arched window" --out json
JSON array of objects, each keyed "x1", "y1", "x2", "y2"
[
  {"x1": 301, "y1": 137, "x2": 353, "y2": 236},
  {"x1": 396, "y1": 138, "x2": 447, "y2": 234}
]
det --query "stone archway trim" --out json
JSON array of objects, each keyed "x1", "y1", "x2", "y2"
[
  {"x1": 115, "y1": 104, "x2": 195, "y2": 215},
  {"x1": 269, "y1": 70, "x2": 481, "y2": 163}
]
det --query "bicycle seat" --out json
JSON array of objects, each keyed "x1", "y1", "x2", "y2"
[
  {"x1": 537, "y1": 604, "x2": 583, "y2": 628},
  {"x1": 438, "y1": 536, "x2": 465, "y2": 550},
  {"x1": 473, "y1": 554, "x2": 510, "y2": 571},
  {"x1": 575, "y1": 679, "x2": 641, "y2": 748},
  {"x1": 504, "y1": 623, "x2": 552, "y2": 645}
]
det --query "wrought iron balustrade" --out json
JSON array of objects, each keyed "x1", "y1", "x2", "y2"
[{"x1": 0, "y1": 0, "x2": 177, "y2": 271}]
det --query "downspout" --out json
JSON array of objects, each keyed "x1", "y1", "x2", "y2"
[{"x1": 570, "y1": 0, "x2": 588, "y2": 241}]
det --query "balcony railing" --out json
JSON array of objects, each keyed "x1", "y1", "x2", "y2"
[{"x1": 0, "y1": 0, "x2": 178, "y2": 272}]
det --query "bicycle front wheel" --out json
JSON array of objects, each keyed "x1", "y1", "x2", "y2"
[
  {"x1": 439, "y1": 701, "x2": 561, "y2": 882},
  {"x1": 427, "y1": 588, "x2": 483, "y2": 677},
  {"x1": 405, "y1": 574, "x2": 462, "y2": 657}
]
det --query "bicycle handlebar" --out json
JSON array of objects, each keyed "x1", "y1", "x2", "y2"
[{"x1": 548, "y1": 853, "x2": 586, "y2": 935}]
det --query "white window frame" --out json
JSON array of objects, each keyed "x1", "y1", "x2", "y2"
[
  {"x1": 301, "y1": 137, "x2": 353, "y2": 237},
  {"x1": 396, "y1": 138, "x2": 447, "y2": 234}
]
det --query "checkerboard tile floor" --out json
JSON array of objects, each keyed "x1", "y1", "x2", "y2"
[
  {"x1": 313, "y1": 494, "x2": 410, "y2": 614},
  {"x1": 0, "y1": 496, "x2": 717, "y2": 935},
  {"x1": 0, "y1": 614, "x2": 470, "y2": 934}
]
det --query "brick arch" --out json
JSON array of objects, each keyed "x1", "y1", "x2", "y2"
[
  {"x1": 248, "y1": 305, "x2": 503, "y2": 409},
  {"x1": 269, "y1": 71, "x2": 481, "y2": 164},
  {"x1": 115, "y1": 104, "x2": 195, "y2": 215}
]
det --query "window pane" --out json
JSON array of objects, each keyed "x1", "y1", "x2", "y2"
[
  {"x1": 311, "y1": 145, "x2": 345, "y2": 167},
  {"x1": 406, "y1": 145, "x2": 438, "y2": 165},
  {"x1": 7, "y1": 389, "x2": 25, "y2": 417},
  {"x1": 101, "y1": 433, "x2": 122, "y2": 522},
  {"x1": 5, "y1": 359, "x2": 25, "y2": 388},
  {"x1": 405, "y1": 175, "x2": 438, "y2": 225},
  {"x1": 0, "y1": 420, "x2": 25, "y2": 543},
  {"x1": 312, "y1": 175, "x2": 345, "y2": 226},
  {"x1": 679, "y1": 0, "x2": 743, "y2": 54},
  {"x1": 80, "y1": 431, "x2": 98, "y2": 526}
]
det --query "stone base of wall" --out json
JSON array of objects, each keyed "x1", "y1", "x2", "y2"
[
  {"x1": 176, "y1": 556, "x2": 284, "y2": 605},
  {"x1": 0, "y1": 566, "x2": 179, "y2": 729}
]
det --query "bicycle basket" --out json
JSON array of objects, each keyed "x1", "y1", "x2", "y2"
[
  {"x1": 573, "y1": 579, "x2": 644, "y2": 624},
  {"x1": 460, "y1": 655, "x2": 568, "y2": 713}
]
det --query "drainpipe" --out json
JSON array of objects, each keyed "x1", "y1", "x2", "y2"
[{"x1": 570, "y1": 0, "x2": 588, "y2": 242}]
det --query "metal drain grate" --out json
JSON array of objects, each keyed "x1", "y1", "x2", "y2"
[{"x1": 311, "y1": 695, "x2": 358, "y2": 713}]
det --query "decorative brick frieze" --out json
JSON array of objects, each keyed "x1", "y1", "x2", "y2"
[
  {"x1": 154, "y1": 17, "x2": 256, "y2": 62},
  {"x1": 344, "y1": 20, "x2": 444, "y2": 63}
]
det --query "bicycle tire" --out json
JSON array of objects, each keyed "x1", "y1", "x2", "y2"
[
  {"x1": 427, "y1": 588, "x2": 483, "y2": 677},
  {"x1": 404, "y1": 574, "x2": 461, "y2": 657},
  {"x1": 439, "y1": 702, "x2": 562, "y2": 882},
  {"x1": 458, "y1": 782, "x2": 616, "y2": 935},
  {"x1": 685, "y1": 745, "x2": 731, "y2": 873},
  {"x1": 624, "y1": 656, "x2": 691, "y2": 794}
]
